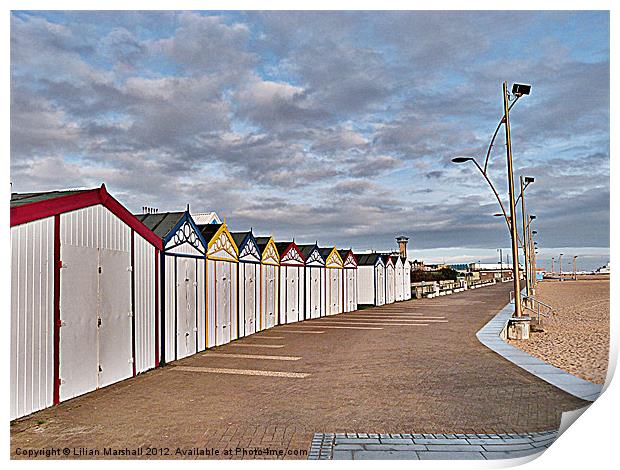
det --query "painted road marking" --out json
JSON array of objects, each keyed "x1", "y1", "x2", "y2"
[
  {"x1": 174, "y1": 366, "x2": 309, "y2": 378},
  {"x1": 202, "y1": 352, "x2": 301, "y2": 361},
  {"x1": 343, "y1": 315, "x2": 446, "y2": 320},
  {"x1": 293, "y1": 325, "x2": 383, "y2": 330},
  {"x1": 279, "y1": 330, "x2": 325, "y2": 334},
  {"x1": 258, "y1": 336, "x2": 285, "y2": 339},
  {"x1": 335, "y1": 318, "x2": 448, "y2": 323},
  {"x1": 230, "y1": 344, "x2": 285, "y2": 349},
  {"x1": 310, "y1": 321, "x2": 428, "y2": 327}
]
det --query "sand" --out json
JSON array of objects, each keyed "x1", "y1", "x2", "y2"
[{"x1": 508, "y1": 278, "x2": 610, "y2": 384}]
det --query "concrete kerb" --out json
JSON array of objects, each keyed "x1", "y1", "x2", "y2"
[{"x1": 475, "y1": 293, "x2": 603, "y2": 402}]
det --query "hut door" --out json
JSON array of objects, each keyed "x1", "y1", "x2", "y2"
[
  {"x1": 346, "y1": 271, "x2": 355, "y2": 311},
  {"x1": 311, "y1": 269, "x2": 321, "y2": 319},
  {"x1": 217, "y1": 262, "x2": 231, "y2": 345},
  {"x1": 244, "y1": 265, "x2": 256, "y2": 335},
  {"x1": 328, "y1": 270, "x2": 337, "y2": 315},
  {"x1": 286, "y1": 268, "x2": 298, "y2": 323},
  {"x1": 265, "y1": 266, "x2": 276, "y2": 328},
  {"x1": 98, "y1": 249, "x2": 133, "y2": 388},
  {"x1": 59, "y1": 245, "x2": 99, "y2": 402},
  {"x1": 176, "y1": 258, "x2": 197, "y2": 359},
  {"x1": 376, "y1": 265, "x2": 385, "y2": 305}
]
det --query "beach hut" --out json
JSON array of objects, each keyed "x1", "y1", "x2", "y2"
[
  {"x1": 339, "y1": 249, "x2": 358, "y2": 313},
  {"x1": 384, "y1": 255, "x2": 396, "y2": 304},
  {"x1": 10, "y1": 185, "x2": 160, "y2": 420},
  {"x1": 321, "y1": 247, "x2": 344, "y2": 315},
  {"x1": 231, "y1": 231, "x2": 261, "y2": 338},
  {"x1": 394, "y1": 255, "x2": 405, "y2": 302},
  {"x1": 191, "y1": 211, "x2": 222, "y2": 225},
  {"x1": 402, "y1": 258, "x2": 412, "y2": 300},
  {"x1": 298, "y1": 244, "x2": 326, "y2": 320},
  {"x1": 255, "y1": 237, "x2": 280, "y2": 331},
  {"x1": 199, "y1": 223, "x2": 239, "y2": 347},
  {"x1": 275, "y1": 241, "x2": 305, "y2": 325},
  {"x1": 356, "y1": 254, "x2": 385, "y2": 306},
  {"x1": 135, "y1": 210, "x2": 207, "y2": 363}
]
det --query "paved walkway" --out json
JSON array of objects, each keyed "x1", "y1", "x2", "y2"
[
  {"x1": 11, "y1": 283, "x2": 585, "y2": 459},
  {"x1": 310, "y1": 430, "x2": 558, "y2": 460}
]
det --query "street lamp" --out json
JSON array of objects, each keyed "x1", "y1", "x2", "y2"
[
  {"x1": 559, "y1": 253, "x2": 564, "y2": 281},
  {"x1": 452, "y1": 82, "x2": 531, "y2": 323},
  {"x1": 519, "y1": 176, "x2": 535, "y2": 298},
  {"x1": 573, "y1": 255, "x2": 578, "y2": 280}
]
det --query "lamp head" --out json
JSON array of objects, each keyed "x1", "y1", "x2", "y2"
[
  {"x1": 524, "y1": 176, "x2": 535, "y2": 184},
  {"x1": 451, "y1": 156, "x2": 474, "y2": 164},
  {"x1": 512, "y1": 83, "x2": 532, "y2": 96}
]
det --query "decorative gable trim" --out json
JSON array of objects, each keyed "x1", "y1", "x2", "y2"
[
  {"x1": 238, "y1": 235, "x2": 261, "y2": 263},
  {"x1": 206, "y1": 224, "x2": 239, "y2": 262},
  {"x1": 164, "y1": 212, "x2": 207, "y2": 255},
  {"x1": 280, "y1": 243, "x2": 305, "y2": 266},
  {"x1": 325, "y1": 247, "x2": 343, "y2": 269},
  {"x1": 261, "y1": 238, "x2": 280, "y2": 266},
  {"x1": 305, "y1": 247, "x2": 325, "y2": 267},
  {"x1": 343, "y1": 251, "x2": 358, "y2": 269}
]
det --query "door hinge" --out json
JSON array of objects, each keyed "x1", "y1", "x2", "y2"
[
  {"x1": 98, "y1": 266, "x2": 102, "y2": 274},
  {"x1": 127, "y1": 266, "x2": 133, "y2": 272},
  {"x1": 58, "y1": 378, "x2": 65, "y2": 385},
  {"x1": 193, "y1": 327, "x2": 198, "y2": 332},
  {"x1": 98, "y1": 365, "x2": 102, "y2": 372},
  {"x1": 128, "y1": 311, "x2": 134, "y2": 317},
  {"x1": 128, "y1": 358, "x2": 134, "y2": 364},
  {"x1": 58, "y1": 261, "x2": 66, "y2": 269},
  {"x1": 97, "y1": 318, "x2": 102, "y2": 327}
]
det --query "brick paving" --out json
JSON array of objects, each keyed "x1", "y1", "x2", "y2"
[
  {"x1": 310, "y1": 430, "x2": 558, "y2": 460},
  {"x1": 10, "y1": 283, "x2": 585, "y2": 459}
]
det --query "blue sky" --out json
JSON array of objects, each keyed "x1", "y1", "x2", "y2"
[{"x1": 10, "y1": 11, "x2": 610, "y2": 270}]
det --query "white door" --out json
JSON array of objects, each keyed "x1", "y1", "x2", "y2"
[
  {"x1": 286, "y1": 268, "x2": 298, "y2": 323},
  {"x1": 310, "y1": 268, "x2": 321, "y2": 319},
  {"x1": 329, "y1": 270, "x2": 339, "y2": 315},
  {"x1": 59, "y1": 245, "x2": 99, "y2": 401},
  {"x1": 176, "y1": 258, "x2": 197, "y2": 359},
  {"x1": 216, "y1": 262, "x2": 231, "y2": 345},
  {"x1": 376, "y1": 265, "x2": 385, "y2": 305},
  {"x1": 244, "y1": 264, "x2": 256, "y2": 335},
  {"x1": 265, "y1": 266, "x2": 276, "y2": 329},
  {"x1": 98, "y1": 249, "x2": 133, "y2": 388},
  {"x1": 346, "y1": 270, "x2": 356, "y2": 311}
]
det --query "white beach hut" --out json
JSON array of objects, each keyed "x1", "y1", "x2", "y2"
[
  {"x1": 384, "y1": 255, "x2": 396, "y2": 304},
  {"x1": 403, "y1": 258, "x2": 412, "y2": 300},
  {"x1": 355, "y1": 253, "x2": 385, "y2": 306},
  {"x1": 394, "y1": 255, "x2": 405, "y2": 302},
  {"x1": 275, "y1": 241, "x2": 305, "y2": 325},
  {"x1": 255, "y1": 237, "x2": 280, "y2": 331},
  {"x1": 298, "y1": 244, "x2": 326, "y2": 320},
  {"x1": 231, "y1": 231, "x2": 261, "y2": 338},
  {"x1": 321, "y1": 247, "x2": 344, "y2": 316},
  {"x1": 339, "y1": 249, "x2": 358, "y2": 313},
  {"x1": 199, "y1": 223, "x2": 239, "y2": 347},
  {"x1": 10, "y1": 185, "x2": 160, "y2": 420},
  {"x1": 135, "y1": 210, "x2": 207, "y2": 363}
]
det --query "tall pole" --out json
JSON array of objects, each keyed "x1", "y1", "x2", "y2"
[
  {"x1": 503, "y1": 81, "x2": 522, "y2": 318},
  {"x1": 499, "y1": 248, "x2": 503, "y2": 280},
  {"x1": 559, "y1": 253, "x2": 564, "y2": 281},
  {"x1": 528, "y1": 223, "x2": 535, "y2": 291},
  {"x1": 551, "y1": 257, "x2": 555, "y2": 275},
  {"x1": 520, "y1": 176, "x2": 531, "y2": 298},
  {"x1": 573, "y1": 255, "x2": 578, "y2": 280}
]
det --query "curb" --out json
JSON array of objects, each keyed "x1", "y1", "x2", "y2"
[{"x1": 476, "y1": 298, "x2": 602, "y2": 401}]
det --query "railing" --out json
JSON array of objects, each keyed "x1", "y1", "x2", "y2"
[{"x1": 522, "y1": 296, "x2": 554, "y2": 323}]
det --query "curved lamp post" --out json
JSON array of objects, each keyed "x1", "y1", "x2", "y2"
[{"x1": 452, "y1": 81, "x2": 531, "y2": 319}]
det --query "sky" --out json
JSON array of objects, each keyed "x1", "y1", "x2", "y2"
[{"x1": 10, "y1": 10, "x2": 610, "y2": 270}]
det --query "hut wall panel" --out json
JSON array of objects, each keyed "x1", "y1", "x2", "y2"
[
  {"x1": 196, "y1": 258, "x2": 206, "y2": 351},
  {"x1": 357, "y1": 266, "x2": 375, "y2": 305},
  {"x1": 343, "y1": 269, "x2": 358, "y2": 313},
  {"x1": 260, "y1": 264, "x2": 279, "y2": 331},
  {"x1": 133, "y1": 235, "x2": 156, "y2": 373},
  {"x1": 164, "y1": 256, "x2": 176, "y2": 361},
  {"x1": 60, "y1": 205, "x2": 130, "y2": 251},
  {"x1": 326, "y1": 269, "x2": 343, "y2": 315},
  {"x1": 238, "y1": 263, "x2": 260, "y2": 338},
  {"x1": 376, "y1": 265, "x2": 386, "y2": 306},
  {"x1": 304, "y1": 266, "x2": 326, "y2": 319},
  {"x1": 385, "y1": 266, "x2": 395, "y2": 304},
  {"x1": 10, "y1": 217, "x2": 55, "y2": 420},
  {"x1": 395, "y1": 263, "x2": 404, "y2": 301}
]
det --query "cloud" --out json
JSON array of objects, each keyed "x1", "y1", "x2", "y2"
[{"x1": 9, "y1": 11, "x2": 609, "y2": 262}]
